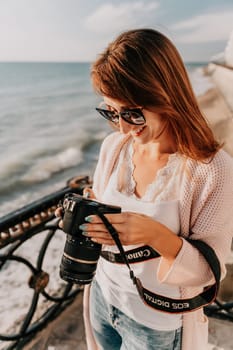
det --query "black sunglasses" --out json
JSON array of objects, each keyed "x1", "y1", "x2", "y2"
[{"x1": 95, "y1": 104, "x2": 146, "y2": 125}]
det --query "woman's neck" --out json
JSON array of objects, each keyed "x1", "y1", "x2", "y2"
[{"x1": 133, "y1": 139, "x2": 176, "y2": 161}]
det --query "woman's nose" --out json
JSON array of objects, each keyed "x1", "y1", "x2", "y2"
[{"x1": 118, "y1": 117, "x2": 132, "y2": 134}]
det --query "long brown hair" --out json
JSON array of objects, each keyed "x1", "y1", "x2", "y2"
[{"x1": 91, "y1": 28, "x2": 221, "y2": 161}]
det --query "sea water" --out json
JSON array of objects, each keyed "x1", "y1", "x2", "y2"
[
  {"x1": 0, "y1": 62, "x2": 110, "y2": 216},
  {"x1": 0, "y1": 62, "x2": 214, "y2": 216}
]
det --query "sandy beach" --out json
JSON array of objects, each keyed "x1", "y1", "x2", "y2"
[{"x1": 197, "y1": 67, "x2": 233, "y2": 350}]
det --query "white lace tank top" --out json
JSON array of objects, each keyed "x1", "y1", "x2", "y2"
[{"x1": 95, "y1": 139, "x2": 186, "y2": 331}]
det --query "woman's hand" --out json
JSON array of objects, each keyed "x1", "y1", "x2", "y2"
[
  {"x1": 54, "y1": 206, "x2": 64, "y2": 229},
  {"x1": 80, "y1": 211, "x2": 159, "y2": 246},
  {"x1": 80, "y1": 211, "x2": 183, "y2": 262},
  {"x1": 54, "y1": 187, "x2": 96, "y2": 229},
  {"x1": 83, "y1": 187, "x2": 96, "y2": 200}
]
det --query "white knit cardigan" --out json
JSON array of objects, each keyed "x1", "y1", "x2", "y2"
[{"x1": 83, "y1": 132, "x2": 233, "y2": 350}]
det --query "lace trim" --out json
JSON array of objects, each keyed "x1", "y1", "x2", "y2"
[{"x1": 119, "y1": 139, "x2": 183, "y2": 202}]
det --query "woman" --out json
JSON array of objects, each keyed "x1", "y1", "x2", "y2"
[{"x1": 61, "y1": 29, "x2": 233, "y2": 350}]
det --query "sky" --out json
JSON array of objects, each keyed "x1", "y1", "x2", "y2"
[{"x1": 0, "y1": 0, "x2": 232, "y2": 63}]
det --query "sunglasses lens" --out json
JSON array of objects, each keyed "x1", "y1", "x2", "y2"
[
  {"x1": 96, "y1": 104, "x2": 145, "y2": 125},
  {"x1": 97, "y1": 109, "x2": 119, "y2": 123},
  {"x1": 121, "y1": 111, "x2": 145, "y2": 125}
]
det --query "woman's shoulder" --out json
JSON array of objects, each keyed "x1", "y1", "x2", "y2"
[
  {"x1": 102, "y1": 131, "x2": 129, "y2": 144},
  {"x1": 215, "y1": 148, "x2": 233, "y2": 165},
  {"x1": 186, "y1": 149, "x2": 233, "y2": 183},
  {"x1": 180, "y1": 150, "x2": 233, "y2": 215},
  {"x1": 101, "y1": 132, "x2": 131, "y2": 152},
  {"x1": 209, "y1": 149, "x2": 232, "y2": 170}
]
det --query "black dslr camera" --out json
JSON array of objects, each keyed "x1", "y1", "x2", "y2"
[{"x1": 60, "y1": 193, "x2": 121, "y2": 284}]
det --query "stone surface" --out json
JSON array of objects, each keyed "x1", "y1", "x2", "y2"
[
  {"x1": 24, "y1": 292, "x2": 87, "y2": 350},
  {"x1": 208, "y1": 318, "x2": 233, "y2": 350}
]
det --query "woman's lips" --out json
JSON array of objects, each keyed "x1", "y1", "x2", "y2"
[{"x1": 132, "y1": 125, "x2": 146, "y2": 137}]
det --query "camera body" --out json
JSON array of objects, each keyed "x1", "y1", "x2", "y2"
[{"x1": 60, "y1": 193, "x2": 121, "y2": 284}]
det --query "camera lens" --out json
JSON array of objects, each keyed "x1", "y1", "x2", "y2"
[
  {"x1": 59, "y1": 193, "x2": 121, "y2": 285},
  {"x1": 60, "y1": 234, "x2": 101, "y2": 284}
]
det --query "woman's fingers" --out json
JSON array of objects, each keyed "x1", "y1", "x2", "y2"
[
  {"x1": 58, "y1": 220, "x2": 64, "y2": 229},
  {"x1": 85, "y1": 213, "x2": 125, "y2": 224},
  {"x1": 83, "y1": 187, "x2": 96, "y2": 199},
  {"x1": 54, "y1": 207, "x2": 63, "y2": 218},
  {"x1": 88, "y1": 233, "x2": 115, "y2": 245},
  {"x1": 54, "y1": 207, "x2": 64, "y2": 229},
  {"x1": 83, "y1": 211, "x2": 151, "y2": 246},
  {"x1": 80, "y1": 219, "x2": 118, "y2": 243}
]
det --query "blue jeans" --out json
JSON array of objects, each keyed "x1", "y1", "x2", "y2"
[{"x1": 89, "y1": 279, "x2": 182, "y2": 350}]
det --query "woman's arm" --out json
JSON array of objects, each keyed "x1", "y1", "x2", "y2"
[{"x1": 157, "y1": 151, "x2": 233, "y2": 287}]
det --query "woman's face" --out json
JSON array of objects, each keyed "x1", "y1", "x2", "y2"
[{"x1": 103, "y1": 97, "x2": 170, "y2": 145}]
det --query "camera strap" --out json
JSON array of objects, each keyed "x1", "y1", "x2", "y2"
[
  {"x1": 101, "y1": 245, "x2": 160, "y2": 263},
  {"x1": 97, "y1": 211, "x2": 221, "y2": 314}
]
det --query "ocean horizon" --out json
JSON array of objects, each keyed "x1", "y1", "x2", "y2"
[{"x1": 0, "y1": 61, "x2": 214, "y2": 217}]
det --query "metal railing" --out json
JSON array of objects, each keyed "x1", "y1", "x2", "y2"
[
  {"x1": 204, "y1": 299, "x2": 233, "y2": 322},
  {"x1": 0, "y1": 175, "x2": 92, "y2": 350},
  {"x1": 0, "y1": 174, "x2": 232, "y2": 349}
]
